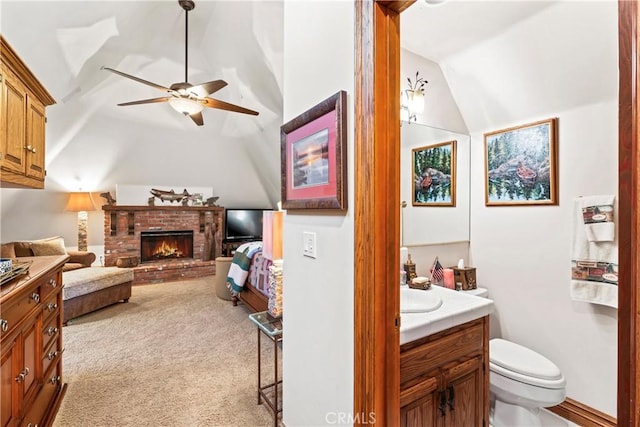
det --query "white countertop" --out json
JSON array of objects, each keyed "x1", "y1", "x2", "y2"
[{"x1": 400, "y1": 285, "x2": 494, "y2": 345}]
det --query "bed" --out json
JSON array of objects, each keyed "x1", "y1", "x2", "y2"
[{"x1": 226, "y1": 242, "x2": 272, "y2": 313}]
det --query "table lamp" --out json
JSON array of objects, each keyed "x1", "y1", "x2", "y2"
[
  {"x1": 65, "y1": 192, "x2": 97, "y2": 251},
  {"x1": 263, "y1": 210, "x2": 283, "y2": 317}
]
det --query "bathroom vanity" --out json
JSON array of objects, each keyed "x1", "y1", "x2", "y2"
[{"x1": 399, "y1": 286, "x2": 493, "y2": 427}]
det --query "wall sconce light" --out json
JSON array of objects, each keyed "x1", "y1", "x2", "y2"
[
  {"x1": 65, "y1": 192, "x2": 97, "y2": 251},
  {"x1": 401, "y1": 71, "x2": 428, "y2": 123}
]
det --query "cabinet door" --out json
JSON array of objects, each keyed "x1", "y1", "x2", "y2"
[
  {"x1": 0, "y1": 66, "x2": 27, "y2": 175},
  {"x1": 400, "y1": 375, "x2": 441, "y2": 427},
  {"x1": 443, "y1": 356, "x2": 484, "y2": 427},
  {"x1": 25, "y1": 97, "x2": 45, "y2": 180},
  {"x1": 21, "y1": 314, "x2": 41, "y2": 404},
  {"x1": 1, "y1": 334, "x2": 19, "y2": 427}
]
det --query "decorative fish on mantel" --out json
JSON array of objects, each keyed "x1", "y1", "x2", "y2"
[{"x1": 149, "y1": 188, "x2": 192, "y2": 203}]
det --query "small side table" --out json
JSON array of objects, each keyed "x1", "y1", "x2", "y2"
[{"x1": 248, "y1": 311, "x2": 283, "y2": 427}]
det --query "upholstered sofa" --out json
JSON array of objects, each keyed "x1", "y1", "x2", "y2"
[{"x1": 1, "y1": 237, "x2": 133, "y2": 323}]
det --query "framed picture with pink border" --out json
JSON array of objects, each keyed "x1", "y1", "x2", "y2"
[{"x1": 280, "y1": 90, "x2": 347, "y2": 211}]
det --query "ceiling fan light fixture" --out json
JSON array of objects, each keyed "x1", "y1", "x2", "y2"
[{"x1": 168, "y1": 97, "x2": 204, "y2": 115}]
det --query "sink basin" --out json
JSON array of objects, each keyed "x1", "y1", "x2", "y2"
[{"x1": 400, "y1": 287, "x2": 443, "y2": 313}]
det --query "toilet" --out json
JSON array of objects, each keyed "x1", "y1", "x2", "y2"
[{"x1": 489, "y1": 338, "x2": 566, "y2": 426}]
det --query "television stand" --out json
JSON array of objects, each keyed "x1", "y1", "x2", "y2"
[{"x1": 222, "y1": 239, "x2": 258, "y2": 256}]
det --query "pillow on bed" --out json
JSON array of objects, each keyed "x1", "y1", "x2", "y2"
[{"x1": 30, "y1": 236, "x2": 67, "y2": 256}]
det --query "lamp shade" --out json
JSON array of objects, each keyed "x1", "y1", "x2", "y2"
[
  {"x1": 262, "y1": 210, "x2": 283, "y2": 260},
  {"x1": 65, "y1": 192, "x2": 97, "y2": 212}
]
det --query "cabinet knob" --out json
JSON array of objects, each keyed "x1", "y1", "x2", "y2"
[
  {"x1": 24, "y1": 145, "x2": 36, "y2": 153},
  {"x1": 48, "y1": 278, "x2": 57, "y2": 288},
  {"x1": 27, "y1": 423, "x2": 38, "y2": 427},
  {"x1": 0, "y1": 319, "x2": 7, "y2": 332},
  {"x1": 47, "y1": 350, "x2": 59, "y2": 360},
  {"x1": 46, "y1": 302, "x2": 58, "y2": 312},
  {"x1": 30, "y1": 293, "x2": 40, "y2": 303},
  {"x1": 15, "y1": 367, "x2": 29, "y2": 383},
  {"x1": 46, "y1": 326, "x2": 58, "y2": 336},
  {"x1": 49, "y1": 375, "x2": 61, "y2": 384}
]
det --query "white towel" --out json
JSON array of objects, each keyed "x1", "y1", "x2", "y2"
[
  {"x1": 571, "y1": 197, "x2": 618, "y2": 308},
  {"x1": 581, "y1": 195, "x2": 615, "y2": 242}
]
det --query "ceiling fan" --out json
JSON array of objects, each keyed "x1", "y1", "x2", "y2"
[{"x1": 102, "y1": 0, "x2": 258, "y2": 126}]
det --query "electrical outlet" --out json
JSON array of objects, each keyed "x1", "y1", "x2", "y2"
[{"x1": 303, "y1": 231, "x2": 317, "y2": 258}]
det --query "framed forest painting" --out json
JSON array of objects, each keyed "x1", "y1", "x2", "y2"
[
  {"x1": 412, "y1": 140, "x2": 456, "y2": 207},
  {"x1": 484, "y1": 118, "x2": 558, "y2": 206}
]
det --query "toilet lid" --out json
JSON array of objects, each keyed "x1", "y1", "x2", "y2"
[{"x1": 490, "y1": 338, "x2": 563, "y2": 381}]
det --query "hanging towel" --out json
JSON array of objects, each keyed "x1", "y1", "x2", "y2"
[
  {"x1": 571, "y1": 198, "x2": 618, "y2": 308},
  {"x1": 580, "y1": 195, "x2": 615, "y2": 242}
]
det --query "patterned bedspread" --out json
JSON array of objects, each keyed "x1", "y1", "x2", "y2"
[{"x1": 226, "y1": 241, "x2": 271, "y2": 298}]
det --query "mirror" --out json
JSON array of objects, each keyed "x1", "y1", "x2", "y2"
[{"x1": 400, "y1": 122, "x2": 470, "y2": 245}]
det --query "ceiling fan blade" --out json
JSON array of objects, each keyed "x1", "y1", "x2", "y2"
[
  {"x1": 117, "y1": 97, "x2": 171, "y2": 106},
  {"x1": 189, "y1": 112, "x2": 204, "y2": 126},
  {"x1": 203, "y1": 98, "x2": 259, "y2": 116},
  {"x1": 191, "y1": 80, "x2": 228, "y2": 97},
  {"x1": 102, "y1": 66, "x2": 171, "y2": 92}
]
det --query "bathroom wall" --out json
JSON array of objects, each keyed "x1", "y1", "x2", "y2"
[
  {"x1": 441, "y1": 2, "x2": 618, "y2": 416},
  {"x1": 282, "y1": 2, "x2": 355, "y2": 426}
]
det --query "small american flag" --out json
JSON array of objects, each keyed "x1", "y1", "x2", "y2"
[{"x1": 431, "y1": 258, "x2": 444, "y2": 283}]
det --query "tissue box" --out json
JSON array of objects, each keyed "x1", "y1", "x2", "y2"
[{"x1": 451, "y1": 267, "x2": 476, "y2": 290}]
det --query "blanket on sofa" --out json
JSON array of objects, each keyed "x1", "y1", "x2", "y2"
[{"x1": 226, "y1": 241, "x2": 262, "y2": 295}]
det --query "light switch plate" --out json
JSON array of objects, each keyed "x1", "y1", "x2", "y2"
[{"x1": 303, "y1": 231, "x2": 317, "y2": 258}]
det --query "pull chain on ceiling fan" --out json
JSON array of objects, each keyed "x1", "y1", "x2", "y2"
[{"x1": 102, "y1": 0, "x2": 259, "y2": 126}]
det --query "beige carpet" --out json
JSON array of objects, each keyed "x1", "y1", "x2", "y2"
[{"x1": 53, "y1": 278, "x2": 276, "y2": 427}]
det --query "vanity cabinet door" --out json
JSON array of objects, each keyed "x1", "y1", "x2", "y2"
[
  {"x1": 443, "y1": 356, "x2": 483, "y2": 427},
  {"x1": 400, "y1": 375, "x2": 440, "y2": 427}
]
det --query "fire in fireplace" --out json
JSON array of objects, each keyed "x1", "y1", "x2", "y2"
[{"x1": 140, "y1": 230, "x2": 194, "y2": 262}]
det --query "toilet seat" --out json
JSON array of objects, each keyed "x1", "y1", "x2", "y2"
[{"x1": 490, "y1": 338, "x2": 566, "y2": 389}]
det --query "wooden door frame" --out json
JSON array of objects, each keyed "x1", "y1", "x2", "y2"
[
  {"x1": 354, "y1": 1, "x2": 639, "y2": 425},
  {"x1": 617, "y1": 1, "x2": 638, "y2": 426}
]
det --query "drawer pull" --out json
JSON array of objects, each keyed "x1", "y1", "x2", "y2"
[
  {"x1": 0, "y1": 319, "x2": 7, "y2": 332},
  {"x1": 24, "y1": 145, "x2": 36, "y2": 153},
  {"x1": 46, "y1": 326, "x2": 58, "y2": 336},
  {"x1": 48, "y1": 278, "x2": 57, "y2": 288},
  {"x1": 49, "y1": 375, "x2": 61, "y2": 384},
  {"x1": 30, "y1": 293, "x2": 40, "y2": 304},
  {"x1": 47, "y1": 350, "x2": 59, "y2": 360},
  {"x1": 46, "y1": 302, "x2": 58, "y2": 312},
  {"x1": 27, "y1": 423, "x2": 38, "y2": 427},
  {"x1": 15, "y1": 367, "x2": 30, "y2": 383}
]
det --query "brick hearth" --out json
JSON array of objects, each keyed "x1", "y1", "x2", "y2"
[{"x1": 103, "y1": 205, "x2": 224, "y2": 284}]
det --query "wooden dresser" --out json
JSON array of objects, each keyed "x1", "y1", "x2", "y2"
[{"x1": 1, "y1": 255, "x2": 68, "y2": 427}]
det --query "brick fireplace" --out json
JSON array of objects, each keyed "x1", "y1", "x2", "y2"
[{"x1": 103, "y1": 205, "x2": 224, "y2": 284}]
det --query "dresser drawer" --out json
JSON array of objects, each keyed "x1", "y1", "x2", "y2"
[
  {"x1": 41, "y1": 290, "x2": 60, "y2": 325},
  {"x1": 38, "y1": 270, "x2": 61, "y2": 300},
  {"x1": 0, "y1": 289, "x2": 41, "y2": 337},
  {"x1": 41, "y1": 314, "x2": 59, "y2": 351},
  {"x1": 400, "y1": 319, "x2": 484, "y2": 386},
  {"x1": 42, "y1": 337, "x2": 61, "y2": 375}
]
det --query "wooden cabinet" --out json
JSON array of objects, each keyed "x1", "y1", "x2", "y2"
[
  {"x1": 0, "y1": 35, "x2": 55, "y2": 189},
  {"x1": 1, "y1": 256, "x2": 68, "y2": 427},
  {"x1": 400, "y1": 317, "x2": 489, "y2": 427}
]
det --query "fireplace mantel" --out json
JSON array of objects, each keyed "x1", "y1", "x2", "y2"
[{"x1": 103, "y1": 205, "x2": 224, "y2": 284}]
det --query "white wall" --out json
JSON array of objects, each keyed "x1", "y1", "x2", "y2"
[
  {"x1": 442, "y1": 1, "x2": 618, "y2": 416},
  {"x1": 282, "y1": 2, "x2": 354, "y2": 426}
]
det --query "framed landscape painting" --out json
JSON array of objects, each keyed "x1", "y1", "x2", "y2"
[
  {"x1": 484, "y1": 118, "x2": 558, "y2": 206},
  {"x1": 412, "y1": 140, "x2": 456, "y2": 207},
  {"x1": 281, "y1": 90, "x2": 347, "y2": 211}
]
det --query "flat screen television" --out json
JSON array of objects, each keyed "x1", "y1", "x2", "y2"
[{"x1": 224, "y1": 208, "x2": 271, "y2": 242}]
